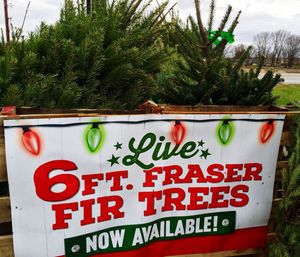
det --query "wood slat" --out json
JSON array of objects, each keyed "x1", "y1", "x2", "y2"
[
  {"x1": 0, "y1": 235, "x2": 14, "y2": 257},
  {"x1": 0, "y1": 196, "x2": 11, "y2": 223},
  {"x1": 277, "y1": 161, "x2": 289, "y2": 169},
  {"x1": 275, "y1": 170, "x2": 282, "y2": 181},
  {"x1": 0, "y1": 237, "x2": 262, "y2": 257},
  {"x1": 166, "y1": 248, "x2": 262, "y2": 257},
  {"x1": 270, "y1": 199, "x2": 281, "y2": 218},
  {"x1": 0, "y1": 118, "x2": 6, "y2": 182},
  {"x1": 158, "y1": 104, "x2": 287, "y2": 113},
  {"x1": 280, "y1": 131, "x2": 295, "y2": 146},
  {"x1": 272, "y1": 198, "x2": 282, "y2": 205},
  {"x1": 267, "y1": 233, "x2": 276, "y2": 242},
  {"x1": 0, "y1": 141, "x2": 7, "y2": 183},
  {"x1": 16, "y1": 107, "x2": 145, "y2": 115}
]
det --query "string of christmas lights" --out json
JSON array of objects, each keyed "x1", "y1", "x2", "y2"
[
  {"x1": 4, "y1": 118, "x2": 285, "y2": 129},
  {"x1": 8, "y1": 117, "x2": 283, "y2": 156}
]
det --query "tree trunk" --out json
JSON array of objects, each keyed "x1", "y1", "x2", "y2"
[
  {"x1": 87, "y1": 0, "x2": 92, "y2": 14},
  {"x1": 288, "y1": 56, "x2": 294, "y2": 68},
  {"x1": 3, "y1": 0, "x2": 10, "y2": 45}
]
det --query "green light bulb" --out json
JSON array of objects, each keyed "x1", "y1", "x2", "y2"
[
  {"x1": 86, "y1": 123, "x2": 102, "y2": 152},
  {"x1": 218, "y1": 120, "x2": 232, "y2": 145}
]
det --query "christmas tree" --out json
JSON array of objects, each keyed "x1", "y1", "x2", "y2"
[
  {"x1": 156, "y1": 0, "x2": 283, "y2": 106},
  {"x1": 0, "y1": 0, "x2": 170, "y2": 109}
]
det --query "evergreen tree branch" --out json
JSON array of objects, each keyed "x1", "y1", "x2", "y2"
[
  {"x1": 194, "y1": 0, "x2": 211, "y2": 63},
  {"x1": 207, "y1": 5, "x2": 232, "y2": 48},
  {"x1": 228, "y1": 10, "x2": 241, "y2": 34},
  {"x1": 155, "y1": 3, "x2": 177, "y2": 26},
  {"x1": 207, "y1": 0, "x2": 215, "y2": 31},
  {"x1": 232, "y1": 46, "x2": 252, "y2": 72}
]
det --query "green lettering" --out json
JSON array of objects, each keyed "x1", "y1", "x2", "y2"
[
  {"x1": 180, "y1": 142, "x2": 199, "y2": 158},
  {"x1": 123, "y1": 133, "x2": 156, "y2": 169}
]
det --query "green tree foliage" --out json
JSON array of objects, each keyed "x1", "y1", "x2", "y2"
[
  {"x1": 0, "y1": 0, "x2": 170, "y2": 109},
  {"x1": 156, "y1": 0, "x2": 283, "y2": 105},
  {"x1": 269, "y1": 116, "x2": 300, "y2": 257}
]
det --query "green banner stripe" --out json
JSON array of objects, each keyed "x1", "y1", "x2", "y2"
[{"x1": 65, "y1": 211, "x2": 236, "y2": 257}]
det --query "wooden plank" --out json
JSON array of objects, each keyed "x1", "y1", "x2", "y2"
[
  {"x1": 277, "y1": 161, "x2": 289, "y2": 169},
  {"x1": 0, "y1": 235, "x2": 14, "y2": 257},
  {"x1": 275, "y1": 170, "x2": 282, "y2": 181},
  {"x1": 158, "y1": 104, "x2": 286, "y2": 112},
  {"x1": 0, "y1": 235, "x2": 262, "y2": 257},
  {"x1": 270, "y1": 198, "x2": 282, "y2": 229},
  {"x1": 267, "y1": 233, "x2": 276, "y2": 242},
  {"x1": 138, "y1": 101, "x2": 297, "y2": 114},
  {"x1": 162, "y1": 109, "x2": 300, "y2": 115},
  {"x1": 0, "y1": 109, "x2": 297, "y2": 120},
  {"x1": 0, "y1": 182, "x2": 9, "y2": 197},
  {"x1": 270, "y1": 199, "x2": 281, "y2": 218},
  {"x1": 15, "y1": 105, "x2": 299, "y2": 115},
  {"x1": 0, "y1": 117, "x2": 5, "y2": 182},
  {"x1": 0, "y1": 141, "x2": 7, "y2": 183},
  {"x1": 1, "y1": 112, "x2": 150, "y2": 121},
  {"x1": 160, "y1": 110, "x2": 292, "y2": 115},
  {"x1": 0, "y1": 196, "x2": 11, "y2": 223},
  {"x1": 280, "y1": 131, "x2": 295, "y2": 146},
  {"x1": 165, "y1": 248, "x2": 262, "y2": 257},
  {"x1": 272, "y1": 198, "x2": 282, "y2": 205},
  {"x1": 283, "y1": 115, "x2": 296, "y2": 130},
  {"x1": 16, "y1": 107, "x2": 145, "y2": 115}
]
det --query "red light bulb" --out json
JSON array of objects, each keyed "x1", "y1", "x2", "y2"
[
  {"x1": 172, "y1": 121, "x2": 185, "y2": 145},
  {"x1": 260, "y1": 121, "x2": 275, "y2": 144},
  {"x1": 22, "y1": 127, "x2": 41, "y2": 156}
]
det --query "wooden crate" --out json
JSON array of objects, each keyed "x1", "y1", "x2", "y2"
[{"x1": 0, "y1": 106, "x2": 299, "y2": 257}]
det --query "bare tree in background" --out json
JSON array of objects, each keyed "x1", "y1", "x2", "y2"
[
  {"x1": 283, "y1": 34, "x2": 300, "y2": 68},
  {"x1": 254, "y1": 32, "x2": 271, "y2": 61},
  {"x1": 233, "y1": 44, "x2": 246, "y2": 60},
  {"x1": 231, "y1": 44, "x2": 252, "y2": 65},
  {"x1": 270, "y1": 30, "x2": 288, "y2": 66},
  {"x1": 87, "y1": 0, "x2": 92, "y2": 14}
]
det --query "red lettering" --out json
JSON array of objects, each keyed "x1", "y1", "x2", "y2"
[
  {"x1": 163, "y1": 165, "x2": 185, "y2": 185},
  {"x1": 206, "y1": 164, "x2": 224, "y2": 183},
  {"x1": 209, "y1": 186, "x2": 230, "y2": 208},
  {"x1": 187, "y1": 187, "x2": 209, "y2": 210},
  {"x1": 82, "y1": 174, "x2": 104, "y2": 196},
  {"x1": 106, "y1": 170, "x2": 128, "y2": 191},
  {"x1": 139, "y1": 191, "x2": 162, "y2": 216},
  {"x1": 183, "y1": 165, "x2": 206, "y2": 183},
  {"x1": 243, "y1": 163, "x2": 262, "y2": 181},
  {"x1": 52, "y1": 202, "x2": 78, "y2": 230},
  {"x1": 224, "y1": 164, "x2": 243, "y2": 182},
  {"x1": 143, "y1": 167, "x2": 162, "y2": 187},
  {"x1": 162, "y1": 188, "x2": 186, "y2": 211},
  {"x1": 230, "y1": 185, "x2": 249, "y2": 207},
  {"x1": 80, "y1": 199, "x2": 95, "y2": 226},
  {"x1": 34, "y1": 160, "x2": 79, "y2": 202},
  {"x1": 97, "y1": 196, "x2": 124, "y2": 222}
]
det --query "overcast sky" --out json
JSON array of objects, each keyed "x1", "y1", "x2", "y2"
[{"x1": 0, "y1": 0, "x2": 299, "y2": 44}]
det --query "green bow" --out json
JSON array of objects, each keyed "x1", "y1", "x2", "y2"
[{"x1": 208, "y1": 30, "x2": 235, "y2": 45}]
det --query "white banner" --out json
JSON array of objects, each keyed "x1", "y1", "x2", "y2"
[{"x1": 4, "y1": 114, "x2": 285, "y2": 257}]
